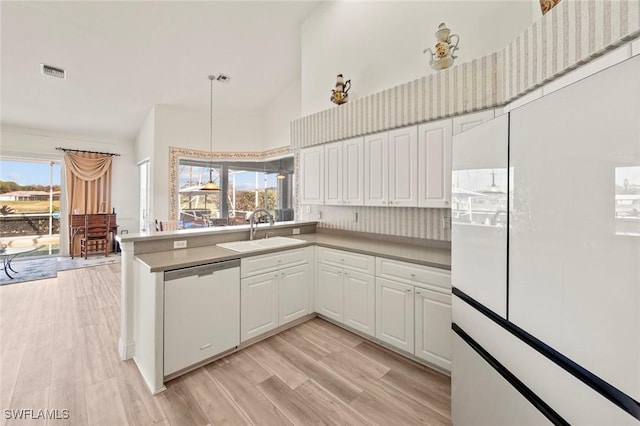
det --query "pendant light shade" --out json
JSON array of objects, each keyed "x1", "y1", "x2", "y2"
[
  {"x1": 276, "y1": 158, "x2": 286, "y2": 180},
  {"x1": 201, "y1": 75, "x2": 220, "y2": 191}
]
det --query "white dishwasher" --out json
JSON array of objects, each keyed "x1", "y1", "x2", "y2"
[{"x1": 163, "y1": 259, "x2": 240, "y2": 376}]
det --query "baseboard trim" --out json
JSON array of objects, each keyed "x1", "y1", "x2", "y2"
[
  {"x1": 118, "y1": 338, "x2": 135, "y2": 360},
  {"x1": 316, "y1": 313, "x2": 451, "y2": 376}
]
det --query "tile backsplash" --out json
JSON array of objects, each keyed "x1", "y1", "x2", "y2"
[{"x1": 298, "y1": 205, "x2": 451, "y2": 241}]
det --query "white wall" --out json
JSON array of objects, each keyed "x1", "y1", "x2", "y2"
[
  {"x1": 264, "y1": 79, "x2": 301, "y2": 150},
  {"x1": 0, "y1": 125, "x2": 138, "y2": 254},
  {"x1": 149, "y1": 105, "x2": 266, "y2": 220},
  {"x1": 301, "y1": 1, "x2": 535, "y2": 116}
]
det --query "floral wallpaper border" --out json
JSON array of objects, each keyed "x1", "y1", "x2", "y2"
[{"x1": 168, "y1": 145, "x2": 291, "y2": 220}]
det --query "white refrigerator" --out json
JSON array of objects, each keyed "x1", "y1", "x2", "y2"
[{"x1": 451, "y1": 55, "x2": 640, "y2": 425}]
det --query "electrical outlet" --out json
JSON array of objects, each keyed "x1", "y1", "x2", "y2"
[
  {"x1": 306, "y1": 206, "x2": 311, "y2": 214},
  {"x1": 352, "y1": 212, "x2": 358, "y2": 223},
  {"x1": 441, "y1": 217, "x2": 451, "y2": 230},
  {"x1": 292, "y1": 228, "x2": 300, "y2": 235},
  {"x1": 173, "y1": 240, "x2": 187, "y2": 249},
  {"x1": 317, "y1": 211, "x2": 322, "y2": 220}
]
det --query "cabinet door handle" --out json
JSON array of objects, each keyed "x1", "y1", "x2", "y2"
[
  {"x1": 389, "y1": 201, "x2": 394, "y2": 205},
  {"x1": 343, "y1": 271, "x2": 348, "y2": 276},
  {"x1": 382, "y1": 201, "x2": 387, "y2": 205},
  {"x1": 406, "y1": 289, "x2": 412, "y2": 292},
  {"x1": 274, "y1": 274, "x2": 279, "y2": 278},
  {"x1": 200, "y1": 343, "x2": 212, "y2": 350},
  {"x1": 416, "y1": 291, "x2": 421, "y2": 295},
  {"x1": 410, "y1": 273, "x2": 416, "y2": 278},
  {"x1": 445, "y1": 201, "x2": 450, "y2": 206}
]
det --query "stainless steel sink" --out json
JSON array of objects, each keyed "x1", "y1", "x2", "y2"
[{"x1": 217, "y1": 236, "x2": 306, "y2": 253}]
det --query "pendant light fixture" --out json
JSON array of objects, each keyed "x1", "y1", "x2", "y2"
[
  {"x1": 276, "y1": 158, "x2": 286, "y2": 180},
  {"x1": 201, "y1": 75, "x2": 220, "y2": 191}
]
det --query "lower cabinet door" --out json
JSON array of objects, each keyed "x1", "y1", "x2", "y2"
[
  {"x1": 415, "y1": 288, "x2": 451, "y2": 370},
  {"x1": 278, "y1": 264, "x2": 310, "y2": 326},
  {"x1": 241, "y1": 272, "x2": 279, "y2": 342},
  {"x1": 375, "y1": 277, "x2": 414, "y2": 353},
  {"x1": 317, "y1": 263, "x2": 344, "y2": 323},
  {"x1": 343, "y1": 270, "x2": 375, "y2": 336}
]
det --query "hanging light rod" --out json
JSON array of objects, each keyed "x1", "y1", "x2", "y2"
[
  {"x1": 55, "y1": 147, "x2": 120, "y2": 157},
  {"x1": 200, "y1": 73, "x2": 230, "y2": 191}
]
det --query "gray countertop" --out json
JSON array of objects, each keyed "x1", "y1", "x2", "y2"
[
  {"x1": 117, "y1": 221, "x2": 318, "y2": 243},
  {"x1": 135, "y1": 232, "x2": 451, "y2": 273}
]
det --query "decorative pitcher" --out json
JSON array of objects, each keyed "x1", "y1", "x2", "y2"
[
  {"x1": 423, "y1": 23, "x2": 460, "y2": 71},
  {"x1": 331, "y1": 74, "x2": 351, "y2": 105}
]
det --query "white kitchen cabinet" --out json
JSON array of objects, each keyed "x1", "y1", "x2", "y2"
[
  {"x1": 241, "y1": 248, "x2": 312, "y2": 342},
  {"x1": 418, "y1": 119, "x2": 452, "y2": 208},
  {"x1": 317, "y1": 263, "x2": 344, "y2": 322},
  {"x1": 343, "y1": 269, "x2": 375, "y2": 336},
  {"x1": 164, "y1": 262, "x2": 240, "y2": 376},
  {"x1": 324, "y1": 137, "x2": 364, "y2": 206},
  {"x1": 376, "y1": 277, "x2": 414, "y2": 353},
  {"x1": 278, "y1": 264, "x2": 310, "y2": 326},
  {"x1": 415, "y1": 288, "x2": 451, "y2": 370},
  {"x1": 376, "y1": 257, "x2": 451, "y2": 369},
  {"x1": 317, "y1": 248, "x2": 375, "y2": 337},
  {"x1": 342, "y1": 137, "x2": 364, "y2": 205},
  {"x1": 241, "y1": 272, "x2": 279, "y2": 342},
  {"x1": 300, "y1": 145, "x2": 324, "y2": 205},
  {"x1": 324, "y1": 142, "x2": 342, "y2": 205},
  {"x1": 364, "y1": 132, "x2": 389, "y2": 206},
  {"x1": 452, "y1": 110, "x2": 495, "y2": 135},
  {"x1": 241, "y1": 247, "x2": 310, "y2": 278},
  {"x1": 364, "y1": 127, "x2": 417, "y2": 207},
  {"x1": 317, "y1": 246, "x2": 375, "y2": 275},
  {"x1": 388, "y1": 126, "x2": 418, "y2": 207}
]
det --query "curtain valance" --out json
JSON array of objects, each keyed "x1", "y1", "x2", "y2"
[{"x1": 64, "y1": 152, "x2": 112, "y2": 182}]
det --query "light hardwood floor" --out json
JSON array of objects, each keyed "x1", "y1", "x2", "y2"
[{"x1": 0, "y1": 263, "x2": 451, "y2": 426}]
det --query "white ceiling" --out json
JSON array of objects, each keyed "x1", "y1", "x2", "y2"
[{"x1": 0, "y1": 1, "x2": 323, "y2": 141}]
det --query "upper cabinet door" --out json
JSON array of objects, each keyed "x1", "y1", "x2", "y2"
[
  {"x1": 324, "y1": 142, "x2": 343, "y2": 205},
  {"x1": 418, "y1": 119, "x2": 452, "y2": 208},
  {"x1": 300, "y1": 146, "x2": 324, "y2": 205},
  {"x1": 452, "y1": 110, "x2": 495, "y2": 136},
  {"x1": 342, "y1": 137, "x2": 365, "y2": 206},
  {"x1": 388, "y1": 126, "x2": 418, "y2": 207},
  {"x1": 364, "y1": 132, "x2": 389, "y2": 206}
]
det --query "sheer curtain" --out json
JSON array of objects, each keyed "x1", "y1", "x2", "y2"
[{"x1": 64, "y1": 152, "x2": 112, "y2": 255}]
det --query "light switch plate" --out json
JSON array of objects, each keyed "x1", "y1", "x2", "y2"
[
  {"x1": 173, "y1": 240, "x2": 187, "y2": 249},
  {"x1": 352, "y1": 212, "x2": 358, "y2": 223}
]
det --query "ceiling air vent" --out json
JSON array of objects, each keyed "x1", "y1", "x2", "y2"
[{"x1": 40, "y1": 64, "x2": 66, "y2": 79}]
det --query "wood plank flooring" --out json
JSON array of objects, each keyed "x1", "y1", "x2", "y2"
[{"x1": 0, "y1": 262, "x2": 451, "y2": 425}]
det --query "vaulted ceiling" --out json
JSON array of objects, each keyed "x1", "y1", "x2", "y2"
[{"x1": 0, "y1": 1, "x2": 322, "y2": 141}]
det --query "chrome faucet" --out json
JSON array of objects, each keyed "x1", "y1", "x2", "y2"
[{"x1": 248, "y1": 208, "x2": 274, "y2": 240}]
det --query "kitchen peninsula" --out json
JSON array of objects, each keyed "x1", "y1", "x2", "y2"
[{"x1": 117, "y1": 222, "x2": 451, "y2": 394}]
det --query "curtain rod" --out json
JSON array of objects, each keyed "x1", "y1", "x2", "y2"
[{"x1": 55, "y1": 147, "x2": 121, "y2": 157}]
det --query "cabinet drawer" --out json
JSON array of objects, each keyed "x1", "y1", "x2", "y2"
[
  {"x1": 376, "y1": 257, "x2": 450, "y2": 292},
  {"x1": 241, "y1": 247, "x2": 310, "y2": 278},
  {"x1": 317, "y1": 247, "x2": 375, "y2": 274}
]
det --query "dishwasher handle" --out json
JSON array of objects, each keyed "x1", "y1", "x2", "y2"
[{"x1": 164, "y1": 259, "x2": 240, "y2": 281}]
